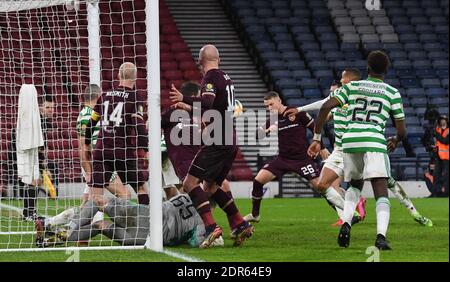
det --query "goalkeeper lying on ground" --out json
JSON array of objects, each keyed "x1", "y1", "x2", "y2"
[{"x1": 35, "y1": 187, "x2": 224, "y2": 248}]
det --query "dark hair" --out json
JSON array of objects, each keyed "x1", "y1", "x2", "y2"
[
  {"x1": 264, "y1": 91, "x2": 280, "y2": 100},
  {"x1": 367, "y1": 50, "x2": 391, "y2": 75},
  {"x1": 343, "y1": 68, "x2": 361, "y2": 80},
  {"x1": 331, "y1": 80, "x2": 342, "y2": 87},
  {"x1": 180, "y1": 81, "x2": 200, "y2": 97},
  {"x1": 84, "y1": 84, "x2": 101, "y2": 102}
]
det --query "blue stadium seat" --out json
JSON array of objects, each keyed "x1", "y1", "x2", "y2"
[
  {"x1": 291, "y1": 26, "x2": 311, "y2": 35},
  {"x1": 403, "y1": 42, "x2": 423, "y2": 52},
  {"x1": 325, "y1": 51, "x2": 343, "y2": 61},
  {"x1": 397, "y1": 69, "x2": 416, "y2": 78},
  {"x1": 415, "y1": 107, "x2": 427, "y2": 117},
  {"x1": 266, "y1": 60, "x2": 287, "y2": 71},
  {"x1": 304, "y1": 51, "x2": 325, "y2": 61},
  {"x1": 393, "y1": 60, "x2": 413, "y2": 69},
  {"x1": 421, "y1": 78, "x2": 441, "y2": 88},
  {"x1": 401, "y1": 78, "x2": 422, "y2": 88},
  {"x1": 430, "y1": 97, "x2": 449, "y2": 106},
  {"x1": 281, "y1": 51, "x2": 301, "y2": 61},
  {"x1": 433, "y1": 60, "x2": 449, "y2": 70},
  {"x1": 408, "y1": 126, "x2": 424, "y2": 137},
  {"x1": 271, "y1": 70, "x2": 292, "y2": 80},
  {"x1": 423, "y1": 42, "x2": 442, "y2": 52},
  {"x1": 292, "y1": 69, "x2": 311, "y2": 79},
  {"x1": 300, "y1": 42, "x2": 320, "y2": 51},
  {"x1": 414, "y1": 147, "x2": 428, "y2": 157},
  {"x1": 285, "y1": 98, "x2": 303, "y2": 106},
  {"x1": 309, "y1": 60, "x2": 330, "y2": 70},
  {"x1": 415, "y1": 24, "x2": 434, "y2": 34},
  {"x1": 420, "y1": 34, "x2": 439, "y2": 43},
  {"x1": 427, "y1": 51, "x2": 448, "y2": 60},
  {"x1": 408, "y1": 51, "x2": 428, "y2": 60},
  {"x1": 268, "y1": 25, "x2": 288, "y2": 35},
  {"x1": 299, "y1": 78, "x2": 319, "y2": 89},
  {"x1": 389, "y1": 50, "x2": 408, "y2": 60},
  {"x1": 277, "y1": 41, "x2": 296, "y2": 51},
  {"x1": 286, "y1": 60, "x2": 306, "y2": 70},
  {"x1": 294, "y1": 33, "x2": 316, "y2": 42},
  {"x1": 441, "y1": 78, "x2": 449, "y2": 89},
  {"x1": 256, "y1": 41, "x2": 276, "y2": 51},
  {"x1": 277, "y1": 78, "x2": 297, "y2": 88},
  {"x1": 426, "y1": 88, "x2": 447, "y2": 97},
  {"x1": 274, "y1": 8, "x2": 292, "y2": 18},
  {"x1": 415, "y1": 69, "x2": 437, "y2": 79},
  {"x1": 407, "y1": 88, "x2": 425, "y2": 97},
  {"x1": 282, "y1": 89, "x2": 302, "y2": 99},
  {"x1": 256, "y1": 8, "x2": 273, "y2": 18},
  {"x1": 412, "y1": 60, "x2": 432, "y2": 69},
  {"x1": 322, "y1": 42, "x2": 339, "y2": 52},
  {"x1": 406, "y1": 116, "x2": 420, "y2": 125},
  {"x1": 303, "y1": 88, "x2": 322, "y2": 98},
  {"x1": 409, "y1": 97, "x2": 428, "y2": 106},
  {"x1": 436, "y1": 69, "x2": 449, "y2": 79},
  {"x1": 260, "y1": 51, "x2": 282, "y2": 61},
  {"x1": 272, "y1": 33, "x2": 291, "y2": 42}
]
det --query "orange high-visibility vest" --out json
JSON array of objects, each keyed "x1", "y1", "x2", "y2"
[{"x1": 436, "y1": 127, "x2": 449, "y2": 160}]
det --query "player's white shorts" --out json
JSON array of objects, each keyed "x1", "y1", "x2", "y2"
[
  {"x1": 81, "y1": 168, "x2": 118, "y2": 194},
  {"x1": 162, "y1": 157, "x2": 180, "y2": 188},
  {"x1": 323, "y1": 149, "x2": 344, "y2": 177},
  {"x1": 343, "y1": 152, "x2": 391, "y2": 182}
]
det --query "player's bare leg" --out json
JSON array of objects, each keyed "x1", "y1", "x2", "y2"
[
  {"x1": 387, "y1": 177, "x2": 432, "y2": 227},
  {"x1": 182, "y1": 174, "x2": 221, "y2": 248},
  {"x1": 244, "y1": 169, "x2": 276, "y2": 223},
  {"x1": 371, "y1": 178, "x2": 392, "y2": 250},
  {"x1": 106, "y1": 175, "x2": 131, "y2": 200}
]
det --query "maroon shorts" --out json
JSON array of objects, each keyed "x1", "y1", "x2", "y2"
[
  {"x1": 188, "y1": 145, "x2": 237, "y2": 186},
  {"x1": 91, "y1": 149, "x2": 148, "y2": 191},
  {"x1": 262, "y1": 156, "x2": 320, "y2": 181}
]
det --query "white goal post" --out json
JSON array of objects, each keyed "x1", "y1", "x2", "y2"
[{"x1": 0, "y1": 0, "x2": 162, "y2": 252}]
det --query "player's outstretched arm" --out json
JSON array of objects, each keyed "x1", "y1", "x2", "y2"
[
  {"x1": 308, "y1": 97, "x2": 341, "y2": 157},
  {"x1": 284, "y1": 96, "x2": 330, "y2": 119}
]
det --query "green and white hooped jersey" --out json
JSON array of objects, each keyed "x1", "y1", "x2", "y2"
[
  {"x1": 76, "y1": 106, "x2": 100, "y2": 148},
  {"x1": 330, "y1": 88, "x2": 349, "y2": 151},
  {"x1": 333, "y1": 77, "x2": 405, "y2": 154}
]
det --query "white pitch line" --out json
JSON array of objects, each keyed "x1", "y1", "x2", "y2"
[
  {"x1": 0, "y1": 202, "x2": 23, "y2": 213},
  {"x1": 163, "y1": 249, "x2": 204, "y2": 262},
  {"x1": 1, "y1": 202, "x2": 204, "y2": 262},
  {"x1": 0, "y1": 245, "x2": 205, "y2": 262}
]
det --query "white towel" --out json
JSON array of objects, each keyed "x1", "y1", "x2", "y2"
[{"x1": 16, "y1": 84, "x2": 44, "y2": 185}]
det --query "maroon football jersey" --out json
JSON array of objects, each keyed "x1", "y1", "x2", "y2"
[
  {"x1": 265, "y1": 107, "x2": 314, "y2": 160},
  {"x1": 93, "y1": 87, "x2": 148, "y2": 158},
  {"x1": 161, "y1": 107, "x2": 201, "y2": 165},
  {"x1": 200, "y1": 68, "x2": 236, "y2": 146}
]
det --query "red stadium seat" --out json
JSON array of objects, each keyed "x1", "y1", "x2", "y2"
[
  {"x1": 179, "y1": 60, "x2": 198, "y2": 71},
  {"x1": 163, "y1": 70, "x2": 183, "y2": 80},
  {"x1": 183, "y1": 70, "x2": 202, "y2": 81}
]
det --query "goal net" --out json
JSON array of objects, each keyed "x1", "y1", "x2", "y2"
[{"x1": 0, "y1": 0, "x2": 161, "y2": 251}]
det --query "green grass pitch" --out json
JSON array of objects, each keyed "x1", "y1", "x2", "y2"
[{"x1": 0, "y1": 198, "x2": 448, "y2": 262}]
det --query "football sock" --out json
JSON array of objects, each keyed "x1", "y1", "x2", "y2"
[
  {"x1": 224, "y1": 190, "x2": 238, "y2": 230},
  {"x1": 138, "y1": 193, "x2": 149, "y2": 205},
  {"x1": 324, "y1": 187, "x2": 345, "y2": 211},
  {"x1": 212, "y1": 188, "x2": 244, "y2": 229},
  {"x1": 343, "y1": 186, "x2": 361, "y2": 225},
  {"x1": 388, "y1": 177, "x2": 418, "y2": 216},
  {"x1": 23, "y1": 185, "x2": 37, "y2": 216},
  {"x1": 188, "y1": 186, "x2": 215, "y2": 228},
  {"x1": 46, "y1": 207, "x2": 78, "y2": 227},
  {"x1": 251, "y1": 179, "x2": 264, "y2": 217},
  {"x1": 376, "y1": 197, "x2": 390, "y2": 237}
]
